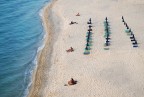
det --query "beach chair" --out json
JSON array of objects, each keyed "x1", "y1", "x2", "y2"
[
  {"x1": 131, "y1": 38, "x2": 136, "y2": 41},
  {"x1": 133, "y1": 45, "x2": 138, "y2": 48},
  {"x1": 132, "y1": 41, "x2": 138, "y2": 45},
  {"x1": 88, "y1": 28, "x2": 92, "y2": 31},
  {"x1": 87, "y1": 21, "x2": 92, "y2": 24},
  {"x1": 133, "y1": 41, "x2": 138, "y2": 47},
  {"x1": 130, "y1": 35, "x2": 135, "y2": 39},
  {"x1": 84, "y1": 50, "x2": 90, "y2": 55},
  {"x1": 104, "y1": 42, "x2": 109, "y2": 46},
  {"x1": 104, "y1": 48, "x2": 109, "y2": 50},
  {"x1": 106, "y1": 39, "x2": 110, "y2": 43},
  {"x1": 88, "y1": 29, "x2": 92, "y2": 31}
]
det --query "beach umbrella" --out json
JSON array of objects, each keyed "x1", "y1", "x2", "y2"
[
  {"x1": 122, "y1": 16, "x2": 124, "y2": 20},
  {"x1": 85, "y1": 46, "x2": 90, "y2": 50},
  {"x1": 122, "y1": 16, "x2": 125, "y2": 22},
  {"x1": 104, "y1": 21, "x2": 109, "y2": 26},
  {"x1": 105, "y1": 32, "x2": 109, "y2": 36},
  {"x1": 125, "y1": 24, "x2": 129, "y2": 29},
  {"x1": 87, "y1": 31, "x2": 92, "y2": 35},
  {"x1": 104, "y1": 34, "x2": 109, "y2": 38},
  {"x1": 105, "y1": 28, "x2": 109, "y2": 33},
  {"x1": 86, "y1": 34, "x2": 92, "y2": 37},
  {"x1": 86, "y1": 37, "x2": 92, "y2": 41},
  {"x1": 86, "y1": 43, "x2": 90, "y2": 46},
  {"x1": 105, "y1": 17, "x2": 108, "y2": 21},
  {"x1": 86, "y1": 42, "x2": 92, "y2": 47}
]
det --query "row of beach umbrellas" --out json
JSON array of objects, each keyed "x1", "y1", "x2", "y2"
[
  {"x1": 104, "y1": 17, "x2": 111, "y2": 50},
  {"x1": 122, "y1": 16, "x2": 138, "y2": 47},
  {"x1": 84, "y1": 18, "x2": 93, "y2": 55}
]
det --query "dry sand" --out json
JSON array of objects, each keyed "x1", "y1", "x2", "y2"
[{"x1": 29, "y1": 0, "x2": 144, "y2": 97}]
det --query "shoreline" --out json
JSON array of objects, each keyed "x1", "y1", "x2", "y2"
[
  {"x1": 27, "y1": 0, "x2": 57, "y2": 97},
  {"x1": 28, "y1": 0, "x2": 144, "y2": 97}
]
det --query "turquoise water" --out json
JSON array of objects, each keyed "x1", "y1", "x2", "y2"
[{"x1": 0, "y1": 0, "x2": 50, "y2": 97}]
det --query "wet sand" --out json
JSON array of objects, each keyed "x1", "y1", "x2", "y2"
[{"x1": 27, "y1": 0, "x2": 57, "y2": 97}]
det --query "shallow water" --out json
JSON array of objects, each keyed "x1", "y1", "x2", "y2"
[{"x1": 0, "y1": 0, "x2": 50, "y2": 97}]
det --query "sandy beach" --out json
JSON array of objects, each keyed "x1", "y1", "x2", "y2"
[
  {"x1": 29, "y1": 0, "x2": 144, "y2": 97},
  {"x1": 28, "y1": 0, "x2": 58, "y2": 97}
]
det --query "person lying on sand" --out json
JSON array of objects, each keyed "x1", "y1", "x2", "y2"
[
  {"x1": 68, "y1": 78, "x2": 77, "y2": 85},
  {"x1": 69, "y1": 21, "x2": 78, "y2": 25},
  {"x1": 66, "y1": 47, "x2": 74, "y2": 52},
  {"x1": 76, "y1": 13, "x2": 80, "y2": 16}
]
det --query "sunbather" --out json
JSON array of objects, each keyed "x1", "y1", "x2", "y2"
[
  {"x1": 68, "y1": 78, "x2": 77, "y2": 85},
  {"x1": 66, "y1": 47, "x2": 74, "y2": 52},
  {"x1": 76, "y1": 13, "x2": 80, "y2": 16},
  {"x1": 69, "y1": 21, "x2": 78, "y2": 25}
]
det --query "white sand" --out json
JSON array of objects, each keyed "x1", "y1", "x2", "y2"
[{"x1": 41, "y1": 0, "x2": 144, "y2": 97}]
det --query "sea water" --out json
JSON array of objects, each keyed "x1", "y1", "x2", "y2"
[{"x1": 0, "y1": 0, "x2": 50, "y2": 97}]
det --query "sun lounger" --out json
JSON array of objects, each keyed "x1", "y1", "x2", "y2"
[
  {"x1": 131, "y1": 39, "x2": 136, "y2": 41},
  {"x1": 104, "y1": 42, "x2": 109, "y2": 46},
  {"x1": 133, "y1": 45, "x2": 138, "y2": 48},
  {"x1": 130, "y1": 35, "x2": 135, "y2": 39},
  {"x1": 104, "y1": 48, "x2": 109, "y2": 50},
  {"x1": 132, "y1": 41, "x2": 137, "y2": 45},
  {"x1": 87, "y1": 22, "x2": 92, "y2": 24},
  {"x1": 84, "y1": 50, "x2": 90, "y2": 55}
]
